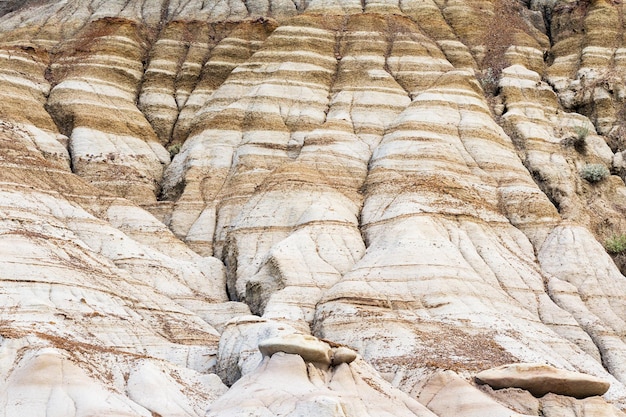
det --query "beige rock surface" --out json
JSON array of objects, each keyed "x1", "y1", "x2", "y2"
[
  {"x1": 478, "y1": 384, "x2": 541, "y2": 416},
  {"x1": 332, "y1": 346, "x2": 358, "y2": 365},
  {"x1": 258, "y1": 333, "x2": 333, "y2": 365},
  {"x1": 417, "y1": 370, "x2": 529, "y2": 417},
  {"x1": 3, "y1": 0, "x2": 626, "y2": 416},
  {"x1": 207, "y1": 352, "x2": 438, "y2": 417},
  {"x1": 540, "y1": 393, "x2": 626, "y2": 417},
  {"x1": 476, "y1": 363, "x2": 610, "y2": 398}
]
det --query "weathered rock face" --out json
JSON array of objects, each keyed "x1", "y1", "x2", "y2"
[
  {"x1": 476, "y1": 363, "x2": 611, "y2": 398},
  {"x1": 4, "y1": 0, "x2": 626, "y2": 416},
  {"x1": 207, "y1": 352, "x2": 438, "y2": 417}
]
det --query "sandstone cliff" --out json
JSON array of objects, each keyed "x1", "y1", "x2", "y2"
[{"x1": 2, "y1": 0, "x2": 626, "y2": 416}]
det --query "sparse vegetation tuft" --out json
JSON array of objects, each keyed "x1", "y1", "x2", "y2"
[
  {"x1": 562, "y1": 125, "x2": 589, "y2": 153},
  {"x1": 573, "y1": 125, "x2": 589, "y2": 141},
  {"x1": 168, "y1": 143, "x2": 181, "y2": 158},
  {"x1": 478, "y1": 67, "x2": 500, "y2": 95},
  {"x1": 580, "y1": 163, "x2": 609, "y2": 183},
  {"x1": 605, "y1": 234, "x2": 626, "y2": 254},
  {"x1": 573, "y1": 126, "x2": 589, "y2": 153}
]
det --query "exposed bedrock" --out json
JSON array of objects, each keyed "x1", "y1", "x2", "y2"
[{"x1": 3, "y1": 0, "x2": 626, "y2": 416}]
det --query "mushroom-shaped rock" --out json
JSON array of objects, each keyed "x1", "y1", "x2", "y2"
[
  {"x1": 258, "y1": 333, "x2": 332, "y2": 366},
  {"x1": 475, "y1": 363, "x2": 610, "y2": 399}
]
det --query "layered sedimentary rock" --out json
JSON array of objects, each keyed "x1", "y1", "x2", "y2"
[
  {"x1": 476, "y1": 363, "x2": 611, "y2": 398},
  {"x1": 4, "y1": 0, "x2": 626, "y2": 416},
  {"x1": 207, "y1": 352, "x2": 438, "y2": 417}
]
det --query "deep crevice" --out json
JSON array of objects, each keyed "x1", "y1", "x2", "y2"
[{"x1": 320, "y1": 15, "x2": 348, "y2": 126}]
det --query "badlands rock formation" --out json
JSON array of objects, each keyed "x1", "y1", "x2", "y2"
[
  {"x1": 3, "y1": 0, "x2": 626, "y2": 416},
  {"x1": 475, "y1": 363, "x2": 611, "y2": 398}
]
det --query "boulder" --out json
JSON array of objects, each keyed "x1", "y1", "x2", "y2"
[
  {"x1": 331, "y1": 347, "x2": 358, "y2": 366},
  {"x1": 258, "y1": 333, "x2": 333, "y2": 366},
  {"x1": 475, "y1": 363, "x2": 610, "y2": 399}
]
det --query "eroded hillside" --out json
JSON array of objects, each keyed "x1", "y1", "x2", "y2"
[{"x1": 2, "y1": 0, "x2": 626, "y2": 415}]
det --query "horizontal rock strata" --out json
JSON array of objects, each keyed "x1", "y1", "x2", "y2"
[{"x1": 3, "y1": 0, "x2": 626, "y2": 416}]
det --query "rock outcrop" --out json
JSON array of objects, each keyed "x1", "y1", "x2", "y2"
[
  {"x1": 258, "y1": 333, "x2": 334, "y2": 366},
  {"x1": 418, "y1": 370, "x2": 533, "y2": 417},
  {"x1": 476, "y1": 363, "x2": 611, "y2": 398},
  {"x1": 3, "y1": 0, "x2": 626, "y2": 416},
  {"x1": 207, "y1": 352, "x2": 438, "y2": 417}
]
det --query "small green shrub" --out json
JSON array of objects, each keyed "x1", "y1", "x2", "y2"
[
  {"x1": 605, "y1": 234, "x2": 626, "y2": 254},
  {"x1": 168, "y1": 143, "x2": 181, "y2": 158},
  {"x1": 573, "y1": 125, "x2": 589, "y2": 140},
  {"x1": 580, "y1": 163, "x2": 609, "y2": 183}
]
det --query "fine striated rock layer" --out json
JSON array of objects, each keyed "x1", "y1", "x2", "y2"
[{"x1": 4, "y1": 0, "x2": 626, "y2": 416}]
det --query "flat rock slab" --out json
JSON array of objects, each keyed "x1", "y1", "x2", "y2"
[
  {"x1": 475, "y1": 363, "x2": 610, "y2": 399},
  {"x1": 258, "y1": 333, "x2": 333, "y2": 365}
]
